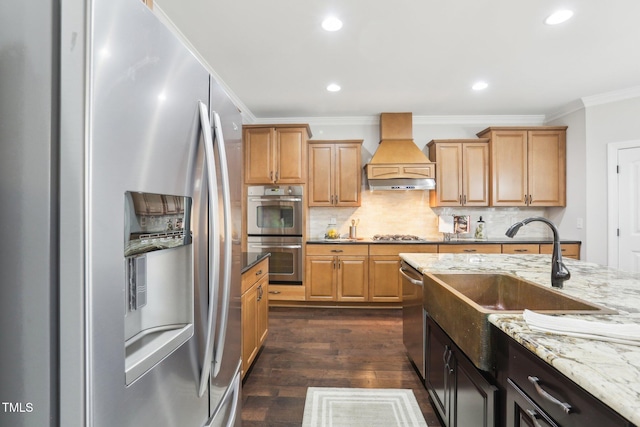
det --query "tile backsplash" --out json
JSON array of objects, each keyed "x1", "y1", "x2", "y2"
[{"x1": 308, "y1": 190, "x2": 552, "y2": 241}]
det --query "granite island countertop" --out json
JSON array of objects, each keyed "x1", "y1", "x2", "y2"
[
  {"x1": 307, "y1": 238, "x2": 581, "y2": 245},
  {"x1": 399, "y1": 252, "x2": 640, "y2": 426}
]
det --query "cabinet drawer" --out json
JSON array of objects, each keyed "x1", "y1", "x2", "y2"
[
  {"x1": 242, "y1": 258, "x2": 269, "y2": 294},
  {"x1": 438, "y1": 244, "x2": 502, "y2": 254},
  {"x1": 540, "y1": 243, "x2": 580, "y2": 259},
  {"x1": 306, "y1": 244, "x2": 368, "y2": 256},
  {"x1": 507, "y1": 338, "x2": 629, "y2": 427},
  {"x1": 369, "y1": 244, "x2": 438, "y2": 256},
  {"x1": 267, "y1": 284, "x2": 305, "y2": 301},
  {"x1": 502, "y1": 244, "x2": 540, "y2": 254}
]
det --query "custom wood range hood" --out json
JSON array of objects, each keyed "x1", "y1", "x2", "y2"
[{"x1": 365, "y1": 112, "x2": 436, "y2": 190}]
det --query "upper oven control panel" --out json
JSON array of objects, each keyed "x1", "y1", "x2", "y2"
[{"x1": 247, "y1": 185, "x2": 303, "y2": 197}]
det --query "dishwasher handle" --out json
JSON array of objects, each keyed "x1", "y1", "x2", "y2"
[{"x1": 399, "y1": 266, "x2": 423, "y2": 286}]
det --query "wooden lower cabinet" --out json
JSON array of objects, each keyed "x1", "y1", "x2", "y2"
[
  {"x1": 305, "y1": 244, "x2": 368, "y2": 302},
  {"x1": 425, "y1": 316, "x2": 497, "y2": 427},
  {"x1": 369, "y1": 244, "x2": 437, "y2": 302},
  {"x1": 302, "y1": 242, "x2": 580, "y2": 304},
  {"x1": 241, "y1": 258, "x2": 269, "y2": 378},
  {"x1": 439, "y1": 243, "x2": 580, "y2": 259}
]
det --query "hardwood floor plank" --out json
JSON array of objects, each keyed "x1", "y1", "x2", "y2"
[{"x1": 241, "y1": 307, "x2": 442, "y2": 426}]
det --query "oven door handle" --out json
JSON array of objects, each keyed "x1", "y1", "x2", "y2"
[
  {"x1": 250, "y1": 244, "x2": 302, "y2": 249},
  {"x1": 249, "y1": 197, "x2": 302, "y2": 202}
]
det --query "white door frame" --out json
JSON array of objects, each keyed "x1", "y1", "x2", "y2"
[{"x1": 607, "y1": 139, "x2": 640, "y2": 268}]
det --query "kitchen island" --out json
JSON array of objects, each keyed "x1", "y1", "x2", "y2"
[{"x1": 399, "y1": 252, "x2": 640, "y2": 426}]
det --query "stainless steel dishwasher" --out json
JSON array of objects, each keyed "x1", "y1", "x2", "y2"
[{"x1": 400, "y1": 261, "x2": 426, "y2": 381}]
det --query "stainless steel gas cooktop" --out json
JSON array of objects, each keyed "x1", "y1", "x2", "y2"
[{"x1": 371, "y1": 234, "x2": 425, "y2": 241}]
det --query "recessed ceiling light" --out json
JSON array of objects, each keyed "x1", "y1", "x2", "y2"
[
  {"x1": 322, "y1": 16, "x2": 343, "y2": 32},
  {"x1": 545, "y1": 10, "x2": 574, "y2": 25},
  {"x1": 472, "y1": 81, "x2": 488, "y2": 91},
  {"x1": 326, "y1": 83, "x2": 341, "y2": 92}
]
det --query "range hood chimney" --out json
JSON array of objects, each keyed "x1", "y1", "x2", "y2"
[{"x1": 365, "y1": 113, "x2": 436, "y2": 190}]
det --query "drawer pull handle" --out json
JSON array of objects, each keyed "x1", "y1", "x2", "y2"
[
  {"x1": 268, "y1": 290, "x2": 281, "y2": 294},
  {"x1": 528, "y1": 376, "x2": 572, "y2": 414},
  {"x1": 255, "y1": 269, "x2": 262, "y2": 276},
  {"x1": 331, "y1": 249, "x2": 344, "y2": 253},
  {"x1": 463, "y1": 249, "x2": 477, "y2": 253},
  {"x1": 514, "y1": 249, "x2": 528, "y2": 253}
]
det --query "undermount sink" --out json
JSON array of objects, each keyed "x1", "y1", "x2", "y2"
[{"x1": 423, "y1": 273, "x2": 615, "y2": 371}]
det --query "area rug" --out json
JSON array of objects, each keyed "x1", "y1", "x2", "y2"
[{"x1": 301, "y1": 387, "x2": 429, "y2": 427}]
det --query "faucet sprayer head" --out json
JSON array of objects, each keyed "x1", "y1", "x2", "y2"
[{"x1": 505, "y1": 221, "x2": 525, "y2": 238}]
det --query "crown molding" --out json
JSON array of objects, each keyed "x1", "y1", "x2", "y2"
[
  {"x1": 581, "y1": 86, "x2": 640, "y2": 108},
  {"x1": 545, "y1": 99, "x2": 586, "y2": 122},
  {"x1": 253, "y1": 114, "x2": 546, "y2": 127}
]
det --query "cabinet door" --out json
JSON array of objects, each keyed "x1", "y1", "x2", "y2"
[
  {"x1": 305, "y1": 256, "x2": 336, "y2": 300},
  {"x1": 491, "y1": 130, "x2": 528, "y2": 206},
  {"x1": 527, "y1": 130, "x2": 566, "y2": 206},
  {"x1": 335, "y1": 144, "x2": 361, "y2": 206},
  {"x1": 256, "y1": 278, "x2": 269, "y2": 346},
  {"x1": 244, "y1": 127, "x2": 274, "y2": 184},
  {"x1": 308, "y1": 144, "x2": 334, "y2": 206},
  {"x1": 369, "y1": 256, "x2": 402, "y2": 302},
  {"x1": 241, "y1": 285, "x2": 258, "y2": 377},
  {"x1": 433, "y1": 143, "x2": 463, "y2": 206},
  {"x1": 426, "y1": 317, "x2": 453, "y2": 427},
  {"x1": 454, "y1": 349, "x2": 497, "y2": 427},
  {"x1": 463, "y1": 142, "x2": 489, "y2": 206},
  {"x1": 337, "y1": 256, "x2": 368, "y2": 301},
  {"x1": 276, "y1": 127, "x2": 307, "y2": 183}
]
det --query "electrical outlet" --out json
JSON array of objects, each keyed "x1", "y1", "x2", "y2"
[
  {"x1": 576, "y1": 217, "x2": 584, "y2": 229},
  {"x1": 329, "y1": 217, "x2": 337, "y2": 225}
]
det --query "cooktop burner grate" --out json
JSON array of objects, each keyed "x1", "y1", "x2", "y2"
[{"x1": 371, "y1": 234, "x2": 424, "y2": 241}]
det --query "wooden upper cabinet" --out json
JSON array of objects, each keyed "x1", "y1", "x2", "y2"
[
  {"x1": 428, "y1": 139, "x2": 489, "y2": 207},
  {"x1": 476, "y1": 126, "x2": 567, "y2": 207},
  {"x1": 527, "y1": 129, "x2": 566, "y2": 206},
  {"x1": 308, "y1": 140, "x2": 362, "y2": 207},
  {"x1": 243, "y1": 124, "x2": 311, "y2": 184}
]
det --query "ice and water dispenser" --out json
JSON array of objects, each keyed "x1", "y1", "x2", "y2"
[{"x1": 123, "y1": 191, "x2": 194, "y2": 385}]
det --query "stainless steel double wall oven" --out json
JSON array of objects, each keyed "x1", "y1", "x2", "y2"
[{"x1": 247, "y1": 185, "x2": 303, "y2": 284}]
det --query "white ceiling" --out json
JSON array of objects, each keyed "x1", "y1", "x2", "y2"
[{"x1": 155, "y1": 0, "x2": 640, "y2": 121}]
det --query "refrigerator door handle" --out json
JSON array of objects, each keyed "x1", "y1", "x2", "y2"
[
  {"x1": 204, "y1": 360, "x2": 242, "y2": 427},
  {"x1": 197, "y1": 101, "x2": 221, "y2": 397},
  {"x1": 211, "y1": 110, "x2": 232, "y2": 378}
]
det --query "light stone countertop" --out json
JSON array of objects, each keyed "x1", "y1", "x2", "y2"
[{"x1": 399, "y1": 252, "x2": 640, "y2": 426}]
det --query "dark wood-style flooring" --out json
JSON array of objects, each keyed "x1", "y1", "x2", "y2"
[{"x1": 241, "y1": 307, "x2": 442, "y2": 426}]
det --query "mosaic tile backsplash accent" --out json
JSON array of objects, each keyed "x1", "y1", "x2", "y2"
[{"x1": 308, "y1": 190, "x2": 551, "y2": 240}]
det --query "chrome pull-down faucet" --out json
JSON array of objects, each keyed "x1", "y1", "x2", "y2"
[{"x1": 505, "y1": 217, "x2": 571, "y2": 288}]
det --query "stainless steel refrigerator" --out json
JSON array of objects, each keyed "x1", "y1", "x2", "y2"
[{"x1": 0, "y1": 0, "x2": 242, "y2": 426}]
